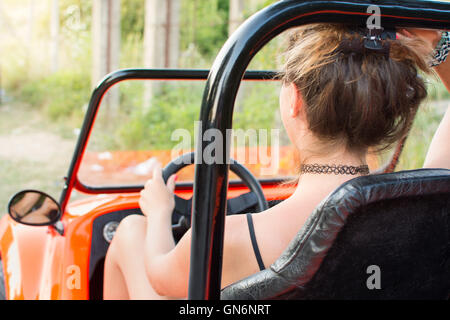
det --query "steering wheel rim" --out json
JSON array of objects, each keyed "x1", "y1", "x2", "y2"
[{"x1": 162, "y1": 152, "x2": 269, "y2": 217}]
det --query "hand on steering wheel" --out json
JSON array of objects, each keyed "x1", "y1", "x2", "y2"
[{"x1": 162, "y1": 152, "x2": 269, "y2": 238}]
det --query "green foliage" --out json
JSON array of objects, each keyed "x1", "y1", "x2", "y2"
[
  {"x1": 234, "y1": 83, "x2": 279, "y2": 132},
  {"x1": 180, "y1": 0, "x2": 229, "y2": 58},
  {"x1": 121, "y1": 0, "x2": 145, "y2": 39},
  {"x1": 103, "y1": 81, "x2": 281, "y2": 151},
  {"x1": 3, "y1": 0, "x2": 92, "y2": 122},
  {"x1": 397, "y1": 102, "x2": 445, "y2": 170},
  {"x1": 426, "y1": 77, "x2": 450, "y2": 101},
  {"x1": 115, "y1": 83, "x2": 204, "y2": 150},
  {"x1": 17, "y1": 70, "x2": 90, "y2": 121},
  {"x1": 60, "y1": 0, "x2": 92, "y2": 34},
  {"x1": 60, "y1": 0, "x2": 92, "y2": 25},
  {"x1": 121, "y1": 32, "x2": 144, "y2": 68}
]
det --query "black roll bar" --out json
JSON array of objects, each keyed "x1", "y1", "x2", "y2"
[{"x1": 189, "y1": 0, "x2": 450, "y2": 299}]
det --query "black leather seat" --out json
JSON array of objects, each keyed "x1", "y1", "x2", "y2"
[{"x1": 221, "y1": 168, "x2": 450, "y2": 300}]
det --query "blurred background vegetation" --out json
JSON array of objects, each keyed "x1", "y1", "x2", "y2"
[
  {"x1": 0, "y1": 0, "x2": 281, "y2": 209},
  {"x1": 1, "y1": 0, "x2": 280, "y2": 141},
  {"x1": 0, "y1": 0, "x2": 448, "y2": 211}
]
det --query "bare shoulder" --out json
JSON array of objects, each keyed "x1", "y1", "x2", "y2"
[
  {"x1": 221, "y1": 205, "x2": 290, "y2": 288},
  {"x1": 223, "y1": 214, "x2": 251, "y2": 262},
  {"x1": 221, "y1": 213, "x2": 261, "y2": 288}
]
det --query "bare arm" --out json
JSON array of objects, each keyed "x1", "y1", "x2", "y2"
[
  {"x1": 435, "y1": 55, "x2": 450, "y2": 91},
  {"x1": 423, "y1": 103, "x2": 450, "y2": 169},
  {"x1": 423, "y1": 57, "x2": 450, "y2": 169},
  {"x1": 138, "y1": 164, "x2": 187, "y2": 297},
  {"x1": 138, "y1": 163, "x2": 255, "y2": 298},
  {"x1": 399, "y1": 28, "x2": 450, "y2": 170}
]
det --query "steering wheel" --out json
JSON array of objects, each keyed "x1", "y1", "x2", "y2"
[{"x1": 162, "y1": 152, "x2": 268, "y2": 238}]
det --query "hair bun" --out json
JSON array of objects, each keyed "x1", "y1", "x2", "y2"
[{"x1": 281, "y1": 23, "x2": 430, "y2": 152}]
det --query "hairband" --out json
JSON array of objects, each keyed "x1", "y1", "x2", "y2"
[{"x1": 335, "y1": 27, "x2": 396, "y2": 58}]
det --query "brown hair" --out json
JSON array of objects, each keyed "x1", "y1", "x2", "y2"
[{"x1": 280, "y1": 23, "x2": 431, "y2": 152}]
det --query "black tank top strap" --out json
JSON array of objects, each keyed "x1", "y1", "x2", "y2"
[{"x1": 246, "y1": 213, "x2": 266, "y2": 271}]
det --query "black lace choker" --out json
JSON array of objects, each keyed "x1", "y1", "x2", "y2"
[{"x1": 300, "y1": 164, "x2": 370, "y2": 176}]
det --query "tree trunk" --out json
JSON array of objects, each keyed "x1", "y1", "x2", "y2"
[
  {"x1": 92, "y1": 0, "x2": 121, "y2": 113},
  {"x1": 229, "y1": 0, "x2": 245, "y2": 112},
  {"x1": 27, "y1": 0, "x2": 35, "y2": 74},
  {"x1": 50, "y1": 0, "x2": 59, "y2": 73},
  {"x1": 143, "y1": 0, "x2": 180, "y2": 112},
  {"x1": 228, "y1": 0, "x2": 244, "y2": 36}
]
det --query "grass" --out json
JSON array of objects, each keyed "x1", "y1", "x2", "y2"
[
  {"x1": 0, "y1": 158, "x2": 67, "y2": 213},
  {"x1": 0, "y1": 103, "x2": 78, "y2": 216},
  {"x1": 0, "y1": 102, "x2": 82, "y2": 138}
]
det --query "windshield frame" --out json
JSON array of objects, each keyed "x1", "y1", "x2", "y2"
[{"x1": 59, "y1": 69, "x2": 278, "y2": 212}]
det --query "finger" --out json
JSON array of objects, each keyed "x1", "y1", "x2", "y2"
[
  {"x1": 397, "y1": 32, "x2": 407, "y2": 41},
  {"x1": 139, "y1": 190, "x2": 146, "y2": 204},
  {"x1": 138, "y1": 197, "x2": 145, "y2": 212},
  {"x1": 397, "y1": 28, "x2": 414, "y2": 38},
  {"x1": 152, "y1": 162, "x2": 163, "y2": 182},
  {"x1": 147, "y1": 158, "x2": 159, "y2": 175},
  {"x1": 144, "y1": 178, "x2": 153, "y2": 189},
  {"x1": 397, "y1": 28, "x2": 408, "y2": 37},
  {"x1": 167, "y1": 174, "x2": 177, "y2": 193}
]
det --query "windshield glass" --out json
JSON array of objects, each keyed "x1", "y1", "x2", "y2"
[
  {"x1": 78, "y1": 78, "x2": 294, "y2": 187},
  {"x1": 77, "y1": 75, "x2": 395, "y2": 188}
]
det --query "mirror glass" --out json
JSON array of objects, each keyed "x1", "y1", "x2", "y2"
[{"x1": 8, "y1": 190, "x2": 60, "y2": 226}]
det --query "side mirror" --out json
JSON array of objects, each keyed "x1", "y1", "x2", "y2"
[{"x1": 8, "y1": 190, "x2": 61, "y2": 226}]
